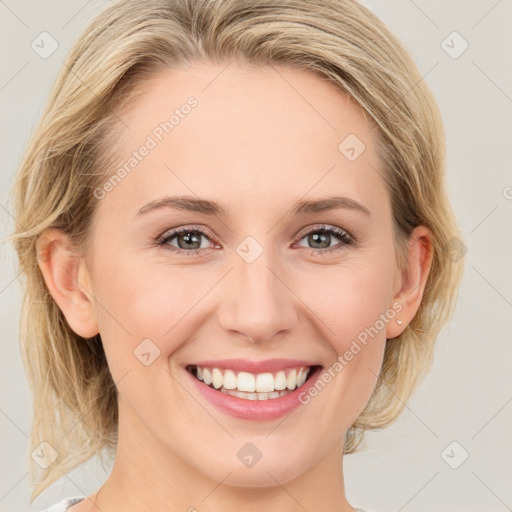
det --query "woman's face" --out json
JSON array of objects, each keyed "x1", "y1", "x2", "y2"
[{"x1": 83, "y1": 62, "x2": 406, "y2": 487}]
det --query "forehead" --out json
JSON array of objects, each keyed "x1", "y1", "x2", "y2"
[
  {"x1": 98, "y1": 62, "x2": 386, "y2": 217},
  {"x1": 118, "y1": 62, "x2": 375, "y2": 150}
]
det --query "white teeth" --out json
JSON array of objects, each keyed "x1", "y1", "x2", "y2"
[
  {"x1": 286, "y1": 369, "x2": 297, "y2": 390},
  {"x1": 223, "y1": 369, "x2": 237, "y2": 390},
  {"x1": 212, "y1": 368, "x2": 223, "y2": 389},
  {"x1": 202, "y1": 368, "x2": 212, "y2": 385},
  {"x1": 225, "y1": 388, "x2": 292, "y2": 400},
  {"x1": 274, "y1": 370, "x2": 287, "y2": 390},
  {"x1": 297, "y1": 368, "x2": 307, "y2": 387},
  {"x1": 256, "y1": 373, "x2": 275, "y2": 393},
  {"x1": 237, "y1": 372, "x2": 256, "y2": 392},
  {"x1": 190, "y1": 364, "x2": 314, "y2": 399}
]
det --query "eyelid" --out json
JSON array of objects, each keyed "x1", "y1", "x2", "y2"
[
  {"x1": 156, "y1": 223, "x2": 355, "y2": 255},
  {"x1": 157, "y1": 224, "x2": 219, "y2": 246},
  {"x1": 293, "y1": 223, "x2": 353, "y2": 243}
]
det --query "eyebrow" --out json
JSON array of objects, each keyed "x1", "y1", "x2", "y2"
[{"x1": 136, "y1": 194, "x2": 371, "y2": 218}]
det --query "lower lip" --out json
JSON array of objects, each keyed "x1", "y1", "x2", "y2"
[{"x1": 184, "y1": 366, "x2": 323, "y2": 421}]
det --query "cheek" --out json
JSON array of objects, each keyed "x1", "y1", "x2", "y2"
[
  {"x1": 294, "y1": 259, "x2": 394, "y2": 426},
  {"x1": 303, "y1": 255, "x2": 395, "y2": 340},
  {"x1": 296, "y1": 251, "x2": 395, "y2": 395},
  {"x1": 90, "y1": 251, "x2": 205, "y2": 365}
]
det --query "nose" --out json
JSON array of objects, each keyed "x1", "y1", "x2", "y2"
[{"x1": 217, "y1": 246, "x2": 298, "y2": 345}]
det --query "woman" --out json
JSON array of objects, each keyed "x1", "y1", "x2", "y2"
[{"x1": 10, "y1": 0, "x2": 463, "y2": 510}]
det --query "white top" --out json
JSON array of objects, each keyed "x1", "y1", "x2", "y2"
[
  {"x1": 39, "y1": 496, "x2": 371, "y2": 511},
  {"x1": 38, "y1": 497, "x2": 86, "y2": 511}
]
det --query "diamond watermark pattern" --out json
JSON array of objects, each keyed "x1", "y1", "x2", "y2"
[
  {"x1": 441, "y1": 441, "x2": 469, "y2": 469},
  {"x1": 441, "y1": 31, "x2": 469, "y2": 59},
  {"x1": 31, "y1": 32, "x2": 59, "y2": 59},
  {"x1": 443, "y1": 237, "x2": 468, "y2": 263},
  {"x1": 31, "y1": 441, "x2": 58, "y2": 469},
  {"x1": 237, "y1": 442, "x2": 263, "y2": 468},
  {"x1": 236, "y1": 236, "x2": 263, "y2": 264},
  {"x1": 134, "y1": 338, "x2": 161, "y2": 366},
  {"x1": 338, "y1": 134, "x2": 366, "y2": 161}
]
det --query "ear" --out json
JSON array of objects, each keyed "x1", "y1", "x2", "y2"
[
  {"x1": 36, "y1": 228, "x2": 99, "y2": 338},
  {"x1": 386, "y1": 226, "x2": 433, "y2": 339}
]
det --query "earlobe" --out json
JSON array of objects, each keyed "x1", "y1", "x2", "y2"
[
  {"x1": 386, "y1": 226, "x2": 433, "y2": 339},
  {"x1": 36, "y1": 228, "x2": 99, "y2": 338}
]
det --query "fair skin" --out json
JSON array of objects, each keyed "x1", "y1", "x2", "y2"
[{"x1": 37, "y1": 62, "x2": 432, "y2": 512}]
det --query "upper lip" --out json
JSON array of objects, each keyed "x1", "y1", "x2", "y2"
[{"x1": 186, "y1": 358, "x2": 321, "y2": 374}]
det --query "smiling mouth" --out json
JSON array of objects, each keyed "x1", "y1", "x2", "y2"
[{"x1": 185, "y1": 364, "x2": 322, "y2": 401}]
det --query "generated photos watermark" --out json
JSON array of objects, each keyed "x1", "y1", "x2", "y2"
[
  {"x1": 93, "y1": 96, "x2": 198, "y2": 200},
  {"x1": 298, "y1": 301, "x2": 403, "y2": 405}
]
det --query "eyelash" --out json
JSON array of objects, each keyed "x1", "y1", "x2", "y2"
[{"x1": 156, "y1": 224, "x2": 354, "y2": 256}]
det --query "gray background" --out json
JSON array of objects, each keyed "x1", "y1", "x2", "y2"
[{"x1": 1, "y1": 1, "x2": 511, "y2": 511}]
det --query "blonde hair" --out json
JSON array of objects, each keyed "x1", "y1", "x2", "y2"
[{"x1": 9, "y1": 0, "x2": 464, "y2": 500}]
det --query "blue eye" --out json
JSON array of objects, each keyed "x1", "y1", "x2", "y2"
[
  {"x1": 157, "y1": 225, "x2": 216, "y2": 256},
  {"x1": 295, "y1": 224, "x2": 354, "y2": 254},
  {"x1": 156, "y1": 224, "x2": 354, "y2": 256}
]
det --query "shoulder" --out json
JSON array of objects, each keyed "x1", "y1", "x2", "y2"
[{"x1": 37, "y1": 496, "x2": 86, "y2": 512}]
